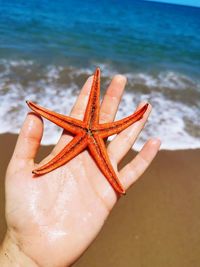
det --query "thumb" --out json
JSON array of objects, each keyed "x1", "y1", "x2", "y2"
[{"x1": 12, "y1": 112, "x2": 43, "y2": 165}]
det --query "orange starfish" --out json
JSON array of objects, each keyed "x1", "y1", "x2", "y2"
[{"x1": 27, "y1": 68, "x2": 148, "y2": 195}]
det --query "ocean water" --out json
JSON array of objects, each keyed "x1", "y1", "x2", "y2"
[{"x1": 0, "y1": 0, "x2": 199, "y2": 150}]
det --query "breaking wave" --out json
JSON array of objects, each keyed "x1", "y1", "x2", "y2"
[{"x1": 0, "y1": 59, "x2": 200, "y2": 150}]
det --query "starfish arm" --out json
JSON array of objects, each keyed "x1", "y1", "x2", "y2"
[
  {"x1": 83, "y1": 68, "x2": 101, "y2": 127},
  {"x1": 27, "y1": 101, "x2": 85, "y2": 134},
  {"x1": 88, "y1": 135, "x2": 125, "y2": 195},
  {"x1": 96, "y1": 103, "x2": 148, "y2": 138},
  {"x1": 33, "y1": 134, "x2": 88, "y2": 175}
]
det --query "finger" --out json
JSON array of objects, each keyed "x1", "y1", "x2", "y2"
[
  {"x1": 70, "y1": 75, "x2": 94, "y2": 119},
  {"x1": 120, "y1": 138, "x2": 161, "y2": 190},
  {"x1": 12, "y1": 112, "x2": 43, "y2": 162},
  {"x1": 107, "y1": 102, "x2": 151, "y2": 164},
  {"x1": 51, "y1": 76, "x2": 93, "y2": 155},
  {"x1": 100, "y1": 75, "x2": 127, "y2": 123}
]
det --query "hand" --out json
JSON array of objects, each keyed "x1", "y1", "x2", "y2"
[{"x1": 0, "y1": 74, "x2": 160, "y2": 267}]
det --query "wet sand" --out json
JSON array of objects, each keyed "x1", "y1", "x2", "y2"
[{"x1": 0, "y1": 133, "x2": 200, "y2": 267}]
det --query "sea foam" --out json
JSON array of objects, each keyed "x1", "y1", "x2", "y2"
[{"x1": 0, "y1": 60, "x2": 199, "y2": 151}]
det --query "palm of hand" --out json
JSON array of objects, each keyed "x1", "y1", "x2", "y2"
[
  {"x1": 4, "y1": 74, "x2": 160, "y2": 267},
  {"x1": 6, "y1": 149, "x2": 114, "y2": 266}
]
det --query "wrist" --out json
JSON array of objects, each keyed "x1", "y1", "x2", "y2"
[{"x1": 0, "y1": 231, "x2": 38, "y2": 267}]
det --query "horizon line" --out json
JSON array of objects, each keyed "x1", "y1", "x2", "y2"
[{"x1": 144, "y1": 0, "x2": 200, "y2": 8}]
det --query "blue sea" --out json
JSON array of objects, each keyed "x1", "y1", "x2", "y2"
[{"x1": 0, "y1": 0, "x2": 199, "y2": 149}]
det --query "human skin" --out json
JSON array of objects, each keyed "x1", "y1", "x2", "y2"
[{"x1": 0, "y1": 74, "x2": 161, "y2": 267}]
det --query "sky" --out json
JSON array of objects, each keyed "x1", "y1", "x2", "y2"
[{"x1": 146, "y1": 0, "x2": 200, "y2": 7}]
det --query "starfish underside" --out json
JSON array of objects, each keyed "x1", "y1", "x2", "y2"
[{"x1": 27, "y1": 68, "x2": 148, "y2": 195}]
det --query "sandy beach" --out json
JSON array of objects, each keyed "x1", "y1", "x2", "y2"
[{"x1": 0, "y1": 133, "x2": 200, "y2": 267}]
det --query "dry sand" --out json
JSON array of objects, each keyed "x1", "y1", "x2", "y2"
[{"x1": 0, "y1": 133, "x2": 200, "y2": 267}]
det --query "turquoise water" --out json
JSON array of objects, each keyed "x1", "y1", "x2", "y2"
[
  {"x1": 0, "y1": 0, "x2": 200, "y2": 149},
  {"x1": 0, "y1": 0, "x2": 199, "y2": 75}
]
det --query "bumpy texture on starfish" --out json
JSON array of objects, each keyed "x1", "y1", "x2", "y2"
[{"x1": 27, "y1": 68, "x2": 148, "y2": 195}]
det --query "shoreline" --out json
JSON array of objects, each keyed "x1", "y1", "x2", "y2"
[{"x1": 1, "y1": 133, "x2": 200, "y2": 266}]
